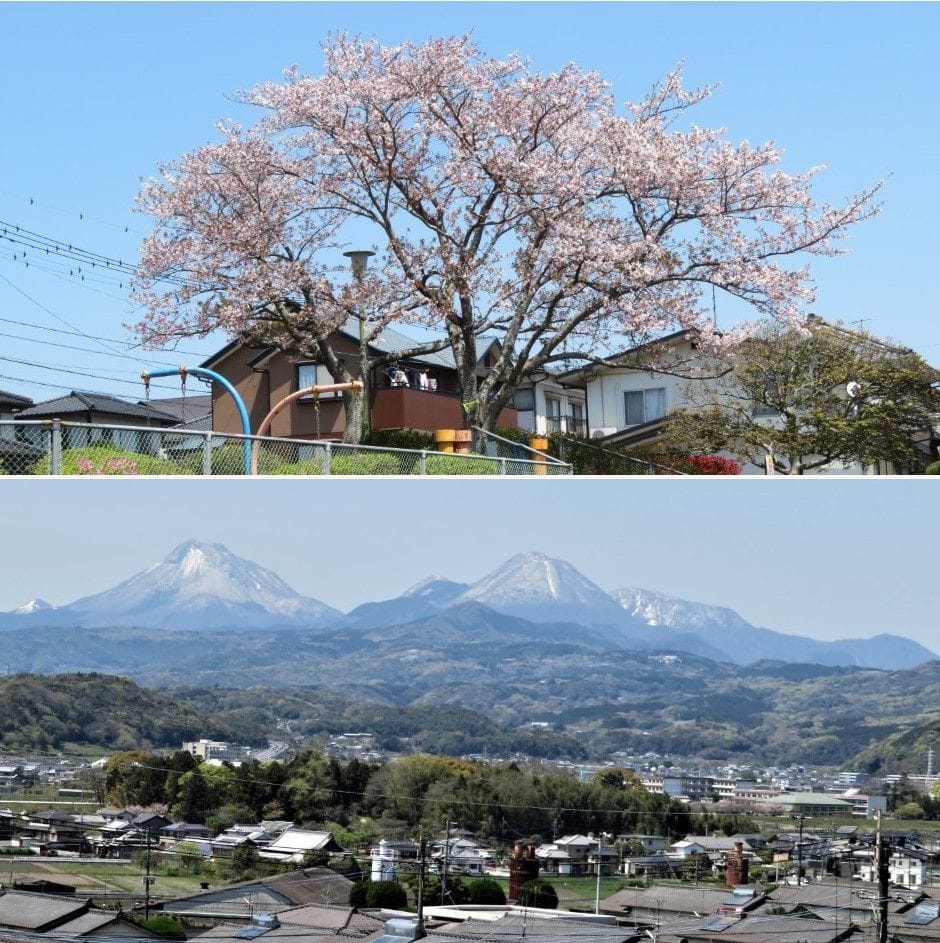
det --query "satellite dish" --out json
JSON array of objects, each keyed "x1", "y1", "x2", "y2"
[{"x1": 846, "y1": 381, "x2": 861, "y2": 398}]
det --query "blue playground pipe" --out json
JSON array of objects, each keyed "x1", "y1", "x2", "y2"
[{"x1": 142, "y1": 366, "x2": 253, "y2": 475}]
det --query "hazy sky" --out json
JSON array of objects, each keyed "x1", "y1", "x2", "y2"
[
  {"x1": 0, "y1": 2, "x2": 938, "y2": 404},
  {"x1": 1, "y1": 478, "x2": 936, "y2": 651}
]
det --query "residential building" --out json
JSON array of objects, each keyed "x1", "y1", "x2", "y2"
[
  {"x1": 535, "y1": 834, "x2": 619, "y2": 876},
  {"x1": 511, "y1": 373, "x2": 588, "y2": 438},
  {"x1": 202, "y1": 319, "x2": 518, "y2": 439},
  {"x1": 182, "y1": 739, "x2": 246, "y2": 763},
  {"x1": 155, "y1": 868, "x2": 356, "y2": 919},
  {"x1": 14, "y1": 390, "x2": 179, "y2": 453},
  {"x1": 561, "y1": 320, "x2": 940, "y2": 474},
  {"x1": 430, "y1": 836, "x2": 497, "y2": 876},
  {"x1": 260, "y1": 828, "x2": 345, "y2": 863},
  {"x1": 0, "y1": 890, "x2": 151, "y2": 935},
  {"x1": 371, "y1": 838, "x2": 420, "y2": 881}
]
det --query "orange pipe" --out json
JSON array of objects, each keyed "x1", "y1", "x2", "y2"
[{"x1": 251, "y1": 381, "x2": 363, "y2": 474}]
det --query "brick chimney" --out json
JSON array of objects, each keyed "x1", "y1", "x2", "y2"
[
  {"x1": 725, "y1": 841, "x2": 749, "y2": 886},
  {"x1": 508, "y1": 842, "x2": 540, "y2": 902}
]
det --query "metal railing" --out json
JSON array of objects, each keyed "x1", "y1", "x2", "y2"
[
  {"x1": 0, "y1": 420, "x2": 573, "y2": 476},
  {"x1": 472, "y1": 426, "x2": 570, "y2": 469},
  {"x1": 551, "y1": 433, "x2": 686, "y2": 475}
]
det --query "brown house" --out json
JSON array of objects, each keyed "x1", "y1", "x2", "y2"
[{"x1": 203, "y1": 318, "x2": 517, "y2": 438}]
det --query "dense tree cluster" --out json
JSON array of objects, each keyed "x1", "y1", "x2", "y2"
[{"x1": 104, "y1": 751, "x2": 691, "y2": 844}]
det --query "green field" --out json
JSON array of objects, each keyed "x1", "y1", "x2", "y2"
[{"x1": 2, "y1": 857, "x2": 210, "y2": 899}]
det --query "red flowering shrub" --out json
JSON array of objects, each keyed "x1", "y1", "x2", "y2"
[{"x1": 681, "y1": 454, "x2": 742, "y2": 475}]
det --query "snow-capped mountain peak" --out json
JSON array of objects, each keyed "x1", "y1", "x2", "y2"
[
  {"x1": 613, "y1": 587, "x2": 751, "y2": 631},
  {"x1": 51, "y1": 539, "x2": 342, "y2": 631},
  {"x1": 13, "y1": 598, "x2": 54, "y2": 615},
  {"x1": 450, "y1": 551, "x2": 628, "y2": 633}
]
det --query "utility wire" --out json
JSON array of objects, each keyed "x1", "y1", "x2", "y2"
[
  {"x1": 0, "y1": 316, "x2": 211, "y2": 357},
  {"x1": 0, "y1": 272, "x2": 127, "y2": 356},
  {"x1": 0, "y1": 186, "x2": 146, "y2": 234}
]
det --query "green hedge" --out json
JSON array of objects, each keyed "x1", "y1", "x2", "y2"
[{"x1": 33, "y1": 445, "x2": 186, "y2": 476}]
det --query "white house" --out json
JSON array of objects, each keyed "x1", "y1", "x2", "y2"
[
  {"x1": 511, "y1": 373, "x2": 588, "y2": 438},
  {"x1": 260, "y1": 828, "x2": 345, "y2": 863},
  {"x1": 371, "y1": 838, "x2": 420, "y2": 881},
  {"x1": 561, "y1": 322, "x2": 937, "y2": 475},
  {"x1": 429, "y1": 836, "x2": 496, "y2": 876}
]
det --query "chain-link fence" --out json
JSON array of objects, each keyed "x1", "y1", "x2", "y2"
[
  {"x1": 0, "y1": 421, "x2": 573, "y2": 476},
  {"x1": 549, "y1": 434, "x2": 686, "y2": 475}
]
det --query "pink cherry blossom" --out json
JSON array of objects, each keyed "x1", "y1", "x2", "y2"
[{"x1": 133, "y1": 35, "x2": 880, "y2": 432}]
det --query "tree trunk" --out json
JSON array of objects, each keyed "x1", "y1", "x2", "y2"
[{"x1": 341, "y1": 389, "x2": 364, "y2": 445}]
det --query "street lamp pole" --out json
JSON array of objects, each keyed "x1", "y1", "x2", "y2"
[{"x1": 344, "y1": 250, "x2": 375, "y2": 439}]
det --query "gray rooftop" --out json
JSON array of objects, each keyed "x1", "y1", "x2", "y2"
[{"x1": 16, "y1": 390, "x2": 178, "y2": 423}]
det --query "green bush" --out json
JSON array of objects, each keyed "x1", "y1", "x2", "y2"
[
  {"x1": 467, "y1": 877, "x2": 507, "y2": 904},
  {"x1": 349, "y1": 878, "x2": 370, "y2": 907},
  {"x1": 424, "y1": 453, "x2": 497, "y2": 475},
  {"x1": 332, "y1": 453, "x2": 406, "y2": 475},
  {"x1": 926, "y1": 461, "x2": 940, "y2": 475},
  {"x1": 35, "y1": 445, "x2": 186, "y2": 476},
  {"x1": 364, "y1": 428, "x2": 435, "y2": 451},
  {"x1": 494, "y1": 427, "x2": 531, "y2": 443},
  {"x1": 517, "y1": 879, "x2": 558, "y2": 909},
  {"x1": 137, "y1": 916, "x2": 187, "y2": 939},
  {"x1": 365, "y1": 879, "x2": 408, "y2": 908}
]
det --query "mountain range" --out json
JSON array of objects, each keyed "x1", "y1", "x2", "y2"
[{"x1": 1, "y1": 540, "x2": 934, "y2": 671}]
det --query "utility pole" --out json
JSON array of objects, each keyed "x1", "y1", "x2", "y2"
[
  {"x1": 875, "y1": 811, "x2": 889, "y2": 943},
  {"x1": 441, "y1": 819, "x2": 451, "y2": 905},
  {"x1": 594, "y1": 835, "x2": 602, "y2": 915},
  {"x1": 144, "y1": 831, "x2": 152, "y2": 920},
  {"x1": 415, "y1": 831, "x2": 427, "y2": 940},
  {"x1": 796, "y1": 813, "x2": 804, "y2": 884}
]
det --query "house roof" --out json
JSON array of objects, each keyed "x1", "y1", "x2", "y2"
[
  {"x1": 603, "y1": 884, "x2": 759, "y2": 916},
  {"x1": 55, "y1": 910, "x2": 145, "y2": 934},
  {"x1": 264, "y1": 829, "x2": 346, "y2": 855},
  {"x1": 202, "y1": 319, "x2": 501, "y2": 374},
  {"x1": 427, "y1": 913, "x2": 636, "y2": 943},
  {"x1": 161, "y1": 867, "x2": 353, "y2": 910},
  {"x1": 16, "y1": 390, "x2": 178, "y2": 423},
  {"x1": 0, "y1": 891, "x2": 90, "y2": 930},
  {"x1": 559, "y1": 329, "x2": 698, "y2": 383},
  {"x1": 0, "y1": 388, "x2": 33, "y2": 408},
  {"x1": 142, "y1": 393, "x2": 213, "y2": 424},
  {"x1": 657, "y1": 913, "x2": 862, "y2": 943}
]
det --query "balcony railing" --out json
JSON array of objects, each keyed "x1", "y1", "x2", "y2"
[{"x1": 544, "y1": 415, "x2": 587, "y2": 437}]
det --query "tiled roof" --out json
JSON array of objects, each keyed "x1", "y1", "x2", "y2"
[
  {"x1": 16, "y1": 390, "x2": 178, "y2": 423},
  {"x1": 0, "y1": 388, "x2": 33, "y2": 407},
  {"x1": 0, "y1": 891, "x2": 89, "y2": 930}
]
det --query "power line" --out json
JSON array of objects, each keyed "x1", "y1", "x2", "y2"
[
  {"x1": 0, "y1": 329, "x2": 210, "y2": 370},
  {"x1": 0, "y1": 354, "x2": 187, "y2": 392},
  {"x1": 0, "y1": 316, "x2": 210, "y2": 357},
  {"x1": 0, "y1": 217, "x2": 189, "y2": 287},
  {"x1": 0, "y1": 186, "x2": 146, "y2": 235},
  {"x1": 0, "y1": 372, "x2": 175, "y2": 396},
  {"x1": 0, "y1": 272, "x2": 127, "y2": 356}
]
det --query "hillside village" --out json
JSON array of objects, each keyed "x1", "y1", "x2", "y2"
[{"x1": 2, "y1": 761, "x2": 940, "y2": 942}]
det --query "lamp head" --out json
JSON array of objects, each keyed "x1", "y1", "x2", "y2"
[{"x1": 343, "y1": 250, "x2": 375, "y2": 279}]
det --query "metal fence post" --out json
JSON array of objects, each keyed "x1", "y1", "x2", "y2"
[
  {"x1": 323, "y1": 442, "x2": 332, "y2": 476},
  {"x1": 50, "y1": 420, "x2": 62, "y2": 475},
  {"x1": 500, "y1": 457, "x2": 507, "y2": 476},
  {"x1": 202, "y1": 432, "x2": 213, "y2": 476},
  {"x1": 419, "y1": 450, "x2": 427, "y2": 476}
]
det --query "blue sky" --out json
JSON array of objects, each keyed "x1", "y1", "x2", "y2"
[
  {"x1": 0, "y1": 478, "x2": 936, "y2": 651},
  {"x1": 0, "y1": 2, "x2": 938, "y2": 404}
]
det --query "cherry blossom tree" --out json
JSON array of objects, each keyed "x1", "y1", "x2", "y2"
[{"x1": 133, "y1": 34, "x2": 881, "y2": 436}]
